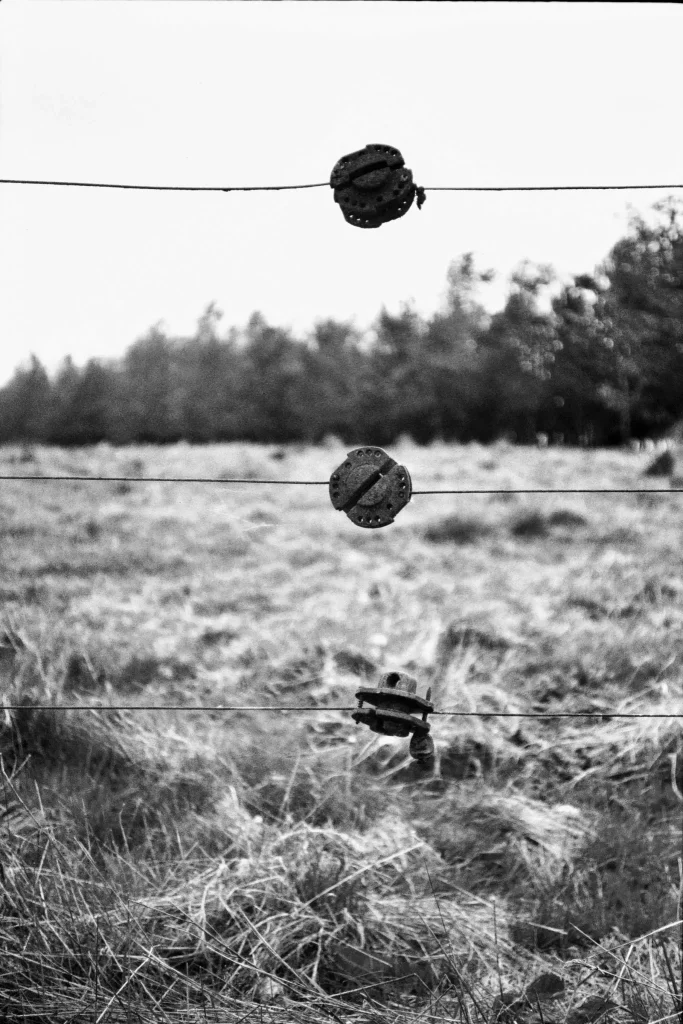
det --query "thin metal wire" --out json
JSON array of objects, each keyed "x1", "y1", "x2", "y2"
[
  {"x1": 0, "y1": 179, "x2": 329, "y2": 192},
  {"x1": 1, "y1": 178, "x2": 681, "y2": 192},
  {"x1": 2, "y1": 474, "x2": 679, "y2": 717},
  {"x1": 1, "y1": 475, "x2": 682, "y2": 494},
  {"x1": 414, "y1": 488, "x2": 683, "y2": 495},
  {"x1": 0, "y1": 475, "x2": 327, "y2": 484},
  {"x1": 1, "y1": 704, "x2": 681, "y2": 719},
  {"x1": 427, "y1": 184, "x2": 683, "y2": 192}
]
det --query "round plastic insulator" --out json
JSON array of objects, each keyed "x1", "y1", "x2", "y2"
[
  {"x1": 330, "y1": 144, "x2": 424, "y2": 229},
  {"x1": 329, "y1": 446, "x2": 411, "y2": 529},
  {"x1": 352, "y1": 672, "x2": 434, "y2": 759}
]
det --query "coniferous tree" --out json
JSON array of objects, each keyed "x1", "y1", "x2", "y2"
[
  {"x1": 1, "y1": 198, "x2": 681, "y2": 448},
  {"x1": 0, "y1": 355, "x2": 51, "y2": 443}
]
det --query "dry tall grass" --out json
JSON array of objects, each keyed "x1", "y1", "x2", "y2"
[{"x1": 0, "y1": 439, "x2": 681, "y2": 1023}]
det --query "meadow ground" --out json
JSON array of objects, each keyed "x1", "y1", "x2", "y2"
[{"x1": 0, "y1": 437, "x2": 682, "y2": 1023}]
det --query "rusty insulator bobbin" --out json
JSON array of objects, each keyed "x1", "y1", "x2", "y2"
[
  {"x1": 330, "y1": 144, "x2": 425, "y2": 229},
  {"x1": 329, "y1": 446, "x2": 411, "y2": 529},
  {"x1": 353, "y1": 672, "x2": 435, "y2": 762}
]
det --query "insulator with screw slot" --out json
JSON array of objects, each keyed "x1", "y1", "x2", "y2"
[
  {"x1": 352, "y1": 671, "x2": 435, "y2": 762},
  {"x1": 329, "y1": 446, "x2": 411, "y2": 529},
  {"x1": 330, "y1": 144, "x2": 425, "y2": 229}
]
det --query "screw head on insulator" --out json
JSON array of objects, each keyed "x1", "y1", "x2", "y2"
[
  {"x1": 330, "y1": 144, "x2": 425, "y2": 229},
  {"x1": 329, "y1": 446, "x2": 412, "y2": 529},
  {"x1": 352, "y1": 671, "x2": 434, "y2": 760}
]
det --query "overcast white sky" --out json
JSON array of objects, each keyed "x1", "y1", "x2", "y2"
[{"x1": 0, "y1": 1, "x2": 681, "y2": 386}]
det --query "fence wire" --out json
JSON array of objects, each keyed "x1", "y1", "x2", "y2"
[
  {"x1": 1, "y1": 177, "x2": 682, "y2": 192},
  {"x1": 1, "y1": 474, "x2": 683, "y2": 495},
  {"x1": 3, "y1": 473, "x2": 683, "y2": 720},
  {"x1": 1, "y1": 166, "x2": 681, "y2": 723},
  {"x1": 1, "y1": 704, "x2": 681, "y2": 719}
]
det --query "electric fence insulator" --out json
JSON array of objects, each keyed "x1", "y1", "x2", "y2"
[
  {"x1": 353, "y1": 671, "x2": 435, "y2": 762},
  {"x1": 329, "y1": 446, "x2": 412, "y2": 529},
  {"x1": 330, "y1": 144, "x2": 425, "y2": 229}
]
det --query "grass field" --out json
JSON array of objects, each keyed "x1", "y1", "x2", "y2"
[{"x1": 1, "y1": 437, "x2": 682, "y2": 1023}]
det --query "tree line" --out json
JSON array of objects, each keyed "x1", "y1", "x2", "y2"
[{"x1": 2, "y1": 198, "x2": 682, "y2": 448}]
